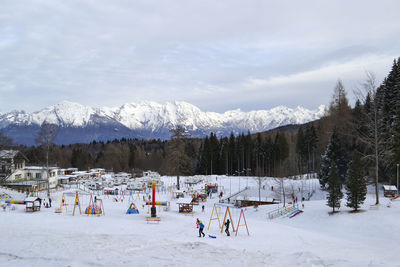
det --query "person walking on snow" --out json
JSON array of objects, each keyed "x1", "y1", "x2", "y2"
[
  {"x1": 196, "y1": 218, "x2": 205, "y2": 237},
  {"x1": 225, "y1": 219, "x2": 230, "y2": 236}
]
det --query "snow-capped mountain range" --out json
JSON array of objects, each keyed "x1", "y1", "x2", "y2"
[{"x1": 0, "y1": 101, "x2": 325, "y2": 145}]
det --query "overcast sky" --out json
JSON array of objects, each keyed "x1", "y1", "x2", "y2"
[{"x1": 1, "y1": 0, "x2": 400, "y2": 113}]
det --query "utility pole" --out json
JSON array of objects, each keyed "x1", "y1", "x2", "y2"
[{"x1": 397, "y1": 164, "x2": 399, "y2": 195}]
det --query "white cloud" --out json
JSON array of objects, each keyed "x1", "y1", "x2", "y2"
[
  {"x1": 0, "y1": 0, "x2": 400, "y2": 113},
  {"x1": 0, "y1": 82, "x2": 16, "y2": 93}
]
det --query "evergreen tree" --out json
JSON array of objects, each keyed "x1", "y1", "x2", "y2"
[
  {"x1": 319, "y1": 128, "x2": 348, "y2": 187},
  {"x1": 198, "y1": 136, "x2": 210, "y2": 174},
  {"x1": 296, "y1": 127, "x2": 306, "y2": 173},
  {"x1": 345, "y1": 153, "x2": 367, "y2": 211},
  {"x1": 304, "y1": 124, "x2": 318, "y2": 174},
  {"x1": 208, "y1": 133, "x2": 219, "y2": 174},
  {"x1": 228, "y1": 132, "x2": 236, "y2": 175},
  {"x1": 326, "y1": 162, "x2": 343, "y2": 213}
]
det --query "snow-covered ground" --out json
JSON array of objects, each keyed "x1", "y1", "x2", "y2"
[{"x1": 0, "y1": 176, "x2": 397, "y2": 266}]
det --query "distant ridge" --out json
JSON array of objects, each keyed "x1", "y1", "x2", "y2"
[{"x1": 0, "y1": 101, "x2": 325, "y2": 145}]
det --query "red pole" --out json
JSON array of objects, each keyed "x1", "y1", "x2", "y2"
[
  {"x1": 151, "y1": 182, "x2": 157, "y2": 217},
  {"x1": 152, "y1": 182, "x2": 156, "y2": 208}
]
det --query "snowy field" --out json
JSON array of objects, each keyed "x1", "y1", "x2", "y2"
[{"x1": 0, "y1": 176, "x2": 399, "y2": 267}]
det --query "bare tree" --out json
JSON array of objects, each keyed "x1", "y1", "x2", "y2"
[
  {"x1": 35, "y1": 122, "x2": 58, "y2": 194},
  {"x1": 170, "y1": 125, "x2": 189, "y2": 140},
  {"x1": 164, "y1": 125, "x2": 191, "y2": 190},
  {"x1": 273, "y1": 177, "x2": 287, "y2": 207},
  {"x1": 0, "y1": 131, "x2": 13, "y2": 149},
  {"x1": 354, "y1": 72, "x2": 390, "y2": 205},
  {"x1": 254, "y1": 176, "x2": 266, "y2": 202}
]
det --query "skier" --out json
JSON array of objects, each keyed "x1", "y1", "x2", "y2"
[
  {"x1": 196, "y1": 218, "x2": 205, "y2": 237},
  {"x1": 49, "y1": 198, "x2": 52, "y2": 207},
  {"x1": 225, "y1": 219, "x2": 230, "y2": 236},
  {"x1": 202, "y1": 205, "x2": 205, "y2": 212}
]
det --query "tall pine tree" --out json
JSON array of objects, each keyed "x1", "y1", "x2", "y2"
[
  {"x1": 345, "y1": 153, "x2": 367, "y2": 211},
  {"x1": 327, "y1": 162, "x2": 343, "y2": 213},
  {"x1": 319, "y1": 128, "x2": 348, "y2": 187}
]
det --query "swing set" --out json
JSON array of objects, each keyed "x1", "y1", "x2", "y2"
[
  {"x1": 128, "y1": 191, "x2": 141, "y2": 202},
  {"x1": 85, "y1": 195, "x2": 105, "y2": 215},
  {"x1": 208, "y1": 203, "x2": 250, "y2": 236},
  {"x1": 57, "y1": 191, "x2": 89, "y2": 216}
]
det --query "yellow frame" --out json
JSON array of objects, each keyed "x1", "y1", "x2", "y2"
[
  {"x1": 221, "y1": 207, "x2": 236, "y2": 233},
  {"x1": 207, "y1": 204, "x2": 221, "y2": 230}
]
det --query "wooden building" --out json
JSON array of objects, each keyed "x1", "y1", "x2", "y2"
[
  {"x1": 176, "y1": 198, "x2": 194, "y2": 213},
  {"x1": 25, "y1": 197, "x2": 41, "y2": 212},
  {"x1": 383, "y1": 185, "x2": 397, "y2": 197}
]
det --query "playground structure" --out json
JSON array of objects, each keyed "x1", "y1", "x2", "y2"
[
  {"x1": 176, "y1": 198, "x2": 194, "y2": 214},
  {"x1": 25, "y1": 197, "x2": 42, "y2": 212},
  {"x1": 110, "y1": 190, "x2": 125, "y2": 202},
  {"x1": 146, "y1": 182, "x2": 160, "y2": 223},
  {"x1": 383, "y1": 185, "x2": 397, "y2": 197},
  {"x1": 208, "y1": 203, "x2": 249, "y2": 236},
  {"x1": 172, "y1": 190, "x2": 185, "y2": 199},
  {"x1": 145, "y1": 201, "x2": 170, "y2": 212},
  {"x1": 205, "y1": 184, "x2": 218, "y2": 193},
  {"x1": 390, "y1": 195, "x2": 400, "y2": 201},
  {"x1": 192, "y1": 191, "x2": 207, "y2": 205},
  {"x1": 85, "y1": 195, "x2": 105, "y2": 215},
  {"x1": 128, "y1": 191, "x2": 141, "y2": 202},
  {"x1": 5, "y1": 197, "x2": 41, "y2": 212},
  {"x1": 267, "y1": 203, "x2": 302, "y2": 219},
  {"x1": 126, "y1": 202, "x2": 139, "y2": 214},
  {"x1": 57, "y1": 191, "x2": 89, "y2": 216}
]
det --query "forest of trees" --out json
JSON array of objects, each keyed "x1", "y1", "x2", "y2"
[{"x1": 1, "y1": 57, "x2": 400, "y2": 191}]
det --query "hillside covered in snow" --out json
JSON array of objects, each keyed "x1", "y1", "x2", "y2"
[{"x1": 0, "y1": 101, "x2": 325, "y2": 145}]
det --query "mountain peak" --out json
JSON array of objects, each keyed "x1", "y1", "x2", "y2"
[{"x1": 0, "y1": 100, "x2": 325, "y2": 144}]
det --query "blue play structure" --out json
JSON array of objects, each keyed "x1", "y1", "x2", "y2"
[{"x1": 126, "y1": 203, "x2": 139, "y2": 214}]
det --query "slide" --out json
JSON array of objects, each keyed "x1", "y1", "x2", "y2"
[
  {"x1": 390, "y1": 195, "x2": 400, "y2": 201},
  {"x1": 289, "y1": 210, "x2": 303, "y2": 219}
]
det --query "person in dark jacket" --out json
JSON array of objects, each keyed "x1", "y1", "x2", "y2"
[
  {"x1": 225, "y1": 219, "x2": 230, "y2": 236},
  {"x1": 49, "y1": 198, "x2": 52, "y2": 207}
]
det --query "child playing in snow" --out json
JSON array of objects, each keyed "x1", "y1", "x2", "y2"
[
  {"x1": 196, "y1": 218, "x2": 205, "y2": 237},
  {"x1": 225, "y1": 219, "x2": 230, "y2": 236}
]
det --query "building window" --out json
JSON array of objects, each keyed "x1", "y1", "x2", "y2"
[{"x1": 35, "y1": 173, "x2": 41, "y2": 179}]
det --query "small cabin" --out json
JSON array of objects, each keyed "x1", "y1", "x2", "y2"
[
  {"x1": 176, "y1": 198, "x2": 194, "y2": 213},
  {"x1": 383, "y1": 185, "x2": 397, "y2": 197},
  {"x1": 25, "y1": 197, "x2": 41, "y2": 212},
  {"x1": 173, "y1": 190, "x2": 185, "y2": 199}
]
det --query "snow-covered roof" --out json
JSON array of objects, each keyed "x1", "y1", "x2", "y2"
[
  {"x1": 7, "y1": 180, "x2": 46, "y2": 185},
  {"x1": 24, "y1": 166, "x2": 59, "y2": 171},
  {"x1": 174, "y1": 190, "x2": 184, "y2": 193},
  {"x1": 57, "y1": 175, "x2": 78, "y2": 180},
  {"x1": 176, "y1": 198, "x2": 193, "y2": 204},
  {"x1": 24, "y1": 197, "x2": 41, "y2": 202},
  {"x1": 90, "y1": 168, "x2": 105, "y2": 172},
  {"x1": 383, "y1": 185, "x2": 397, "y2": 191},
  {"x1": 72, "y1": 171, "x2": 88, "y2": 175}
]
